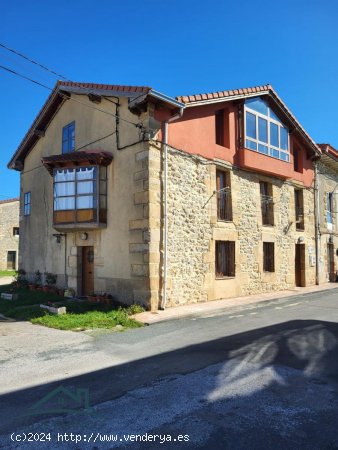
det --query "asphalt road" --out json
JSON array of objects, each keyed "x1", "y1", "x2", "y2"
[{"x1": 1, "y1": 287, "x2": 338, "y2": 449}]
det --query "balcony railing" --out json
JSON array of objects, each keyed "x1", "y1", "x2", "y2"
[
  {"x1": 261, "y1": 195, "x2": 274, "y2": 226},
  {"x1": 217, "y1": 188, "x2": 232, "y2": 221}
]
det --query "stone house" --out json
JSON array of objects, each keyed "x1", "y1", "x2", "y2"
[
  {"x1": 8, "y1": 82, "x2": 323, "y2": 310},
  {"x1": 0, "y1": 198, "x2": 19, "y2": 271},
  {"x1": 316, "y1": 144, "x2": 338, "y2": 283}
]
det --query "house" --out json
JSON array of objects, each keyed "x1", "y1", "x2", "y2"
[
  {"x1": 0, "y1": 198, "x2": 19, "y2": 271},
  {"x1": 8, "y1": 82, "x2": 323, "y2": 310},
  {"x1": 316, "y1": 144, "x2": 338, "y2": 282}
]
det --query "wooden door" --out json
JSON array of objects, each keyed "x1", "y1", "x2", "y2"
[
  {"x1": 295, "y1": 244, "x2": 306, "y2": 287},
  {"x1": 82, "y1": 246, "x2": 94, "y2": 295}
]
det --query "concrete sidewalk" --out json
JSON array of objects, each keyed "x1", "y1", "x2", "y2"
[{"x1": 135, "y1": 283, "x2": 338, "y2": 325}]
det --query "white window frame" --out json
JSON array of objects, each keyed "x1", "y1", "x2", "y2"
[{"x1": 244, "y1": 104, "x2": 290, "y2": 162}]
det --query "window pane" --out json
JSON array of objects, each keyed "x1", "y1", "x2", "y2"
[
  {"x1": 280, "y1": 127, "x2": 288, "y2": 150},
  {"x1": 55, "y1": 181, "x2": 75, "y2": 196},
  {"x1": 269, "y1": 108, "x2": 280, "y2": 122},
  {"x1": 258, "y1": 144, "x2": 268, "y2": 155},
  {"x1": 246, "y1": 139, "x2": 257, "y2": 151},
  {"x1": 55, "y1": 169, "x2": 75, "y2": 182},
  {"x1": 54, "y1": 197, "x2": 75, "y2": 210},
  {"x1": 70, "y1": 123, "x2": 75, "y2": 150},
  {"x1": 258, "y1": 117, "x2": 268, "y2": 143},
  {"x1": 280, "y1": 152, "x2": 289, "y2": 161},
  {"x1": 76, "y1": 167, "x2": 95, "y2": 180},
  {"x1": 270, "y1": 123, "x2": 279, "y2": 147},
  {"x1": 246, "y1": 112, "x2": 256, "y2": 139},
  {"x1": 77, "y1": 195, "x2": 95, "y2": 209},
  {"x1": 271, "y1": 148, "x2": 280, "y2": 159},
  {"x1": 77, "y1": 181, "x2": 95, "y2": 195},
  {"x1": 245, "y1": 98, "x2": 268, "y2": 115}
]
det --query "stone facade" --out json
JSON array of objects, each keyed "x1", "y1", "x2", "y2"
[
  {"x1": 317, "y1": 160, "x2": 338, "y2": 283},
  {"x1": 159, "y1": 146, "x2": 316, "y2": 307},
  {"x1": 0, "y1": 199, "x2": 19, "y2": 271}
]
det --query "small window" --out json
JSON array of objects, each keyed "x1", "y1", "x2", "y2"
[
  {"x1": 215, "y1": 109, "x2": 230, "y2": 147},
  {"x1": 216, "y1": 170, "x2": 232, "y2": 221},
  {"x1": 295, "y1": 189, "x2": 304, "y2": 230},
  {"x1": 62, "y1": 122, "x2": 75, "y2": 154},
  {"x1": 13, "y1": 227, "x2": 19, "y2": 237},
  {"x1": 263, "y1": 242, "x2": 275, "y2": 272},
  {"x1": 326, "y1": 192, "x2": 334, "y2": 224},
  {"x1": 215, "y1": 241, "x2": 235, "y2": 277},
  {"x1": 24, "y1": 192, "x2": 31, "y2": 216},
  {"x1": 293, "y1": 147, "x2": 302, "y2": 173},
  {"x1": 7, "y1": 251, "x2": 16, "y2": 270},
  {"x1": 260, "y1": 181, "x2": 274, "y2": 226}
]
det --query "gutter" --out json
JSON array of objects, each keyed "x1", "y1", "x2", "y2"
[{"x1": 160, "y1": 106, "x2": 184, "y2": 310}]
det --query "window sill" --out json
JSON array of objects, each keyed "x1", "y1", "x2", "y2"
[{"x1": 215, "y1": 276, "x2": 236, "y2": 280}]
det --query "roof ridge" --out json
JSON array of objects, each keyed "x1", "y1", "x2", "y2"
[{"x1": 176, "y1": 84, "x2": 273, "y2": 103}]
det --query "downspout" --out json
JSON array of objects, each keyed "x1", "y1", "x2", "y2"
[
  {"x1": 314, "y1": 160, "x2": 320, "y2": 285},
  {"x1": 160, "y1": 108, "x2": 184, "y2": 310}
]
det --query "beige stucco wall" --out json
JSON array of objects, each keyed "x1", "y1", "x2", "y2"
[
  {"x1": 317, "y1": 160, "x2": 338, "y2": 283},
  {"x1": 19, "y1": 94, "x2": 152, "y2": 305},
  {"x1": 153, "y1": 145, "x2": 316, "y2": 308},
  {"x1": 0, "y1": 200, "x2": 19, "y2": 270}
]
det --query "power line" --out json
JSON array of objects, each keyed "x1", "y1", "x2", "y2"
[
  {"x1": 0, "y1": 65, "x2": 52, "y2": 90},
  {"x1": 0, "y1": 42, "x2": 68, "y2": 80},
  {"x1": 0, "y1": 64, "x2": 145, "y2": 128}
]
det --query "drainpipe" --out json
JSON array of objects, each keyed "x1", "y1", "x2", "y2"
[
  {"x1": 160, "y1": 108, "x2": 184, "y2": 310},
  {"x1": 314, "y1": 160, "x2": 320, "y2": 285}
]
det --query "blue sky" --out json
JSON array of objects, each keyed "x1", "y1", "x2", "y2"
[{"x1": 1, "y1": 0, "x2": 338, "y2": 199}]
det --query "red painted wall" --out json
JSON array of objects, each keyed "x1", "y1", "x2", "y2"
[{"x1": 155, "y1": 100, "x2": 315, "y2": 187}]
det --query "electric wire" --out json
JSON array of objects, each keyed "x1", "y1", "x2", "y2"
[{"x1": 0, "y1": 42, "x2": 68, "y2": 80}]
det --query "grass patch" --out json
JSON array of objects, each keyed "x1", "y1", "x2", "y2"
[
  {"x1": 0, "y1": 270, "x2": 16, "y2": 277},
  {"x1": 0, "y1": 284, "x2": 144, "y2": 331},
  {"x1": 31, "y1": 310, "x2": 143, "y2": 331}
]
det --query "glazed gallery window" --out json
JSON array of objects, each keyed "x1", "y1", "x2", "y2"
[
  {"x1": 53, "y1": 166, "x2": 107, "y2": 224},
  {"x1": 24, "y1": 192, "x2": 31, "y2": 216},
  {"x1": 62, "y1": 122, "x2": 75, "y2": 154},
  {"x1": 54, "y1": 167, "x2": 97, "y2": 210},
  {"x1": 215, "y1": 241, "x2": 235, "y2": 277},
  {"x1": 244, "y1": 97, "x2": 289, "y2": 162}
]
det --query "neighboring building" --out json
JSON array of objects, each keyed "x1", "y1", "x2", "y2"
[
  {"x1": 316, "y1": 144, "x2": 338, "y2": 283},
  {"x1": 8, "y1": 82, "x2": 322, "y2": 310},
  {"x1": 0, "y1": 198, "x2": 19, "y2": 271}
]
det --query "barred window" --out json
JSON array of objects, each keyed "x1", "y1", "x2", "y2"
[
  {"x1": 263, "y1": 242, "x2": 275, "y2": 272},
  {"x1": 215, "y1": 241, "x2": 235, "y2": 277},
  {"x1": 216, "y1": 170, "x2": 232, "y2": 221}
]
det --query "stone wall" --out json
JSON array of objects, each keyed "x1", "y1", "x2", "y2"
[
  {"x1": 0, "y1": 199, "x2": 19, "y2": 270},
  {"x1": 162, "y1": 147, "x2": 316, "y2": 307},
  {"x1": 317, "y1": 160, "x2": 338, "y2": 283}
]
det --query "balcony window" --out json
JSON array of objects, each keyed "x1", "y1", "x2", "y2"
[
  {"x1": 260, "y1": 181, "x2": 274, "y2": 226},
  {"x1": 216, "y1": 170, "x2": 232, "y2": 221},
  {"x1": 53, "y1": 166, "x2": 107, "y2": 225},
  {"x1": 244, "y1": 98, "x2": 289, "y2": 162},
  {"x1": 295, "y1": 189, "x2": 304, "y2": 230}
]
